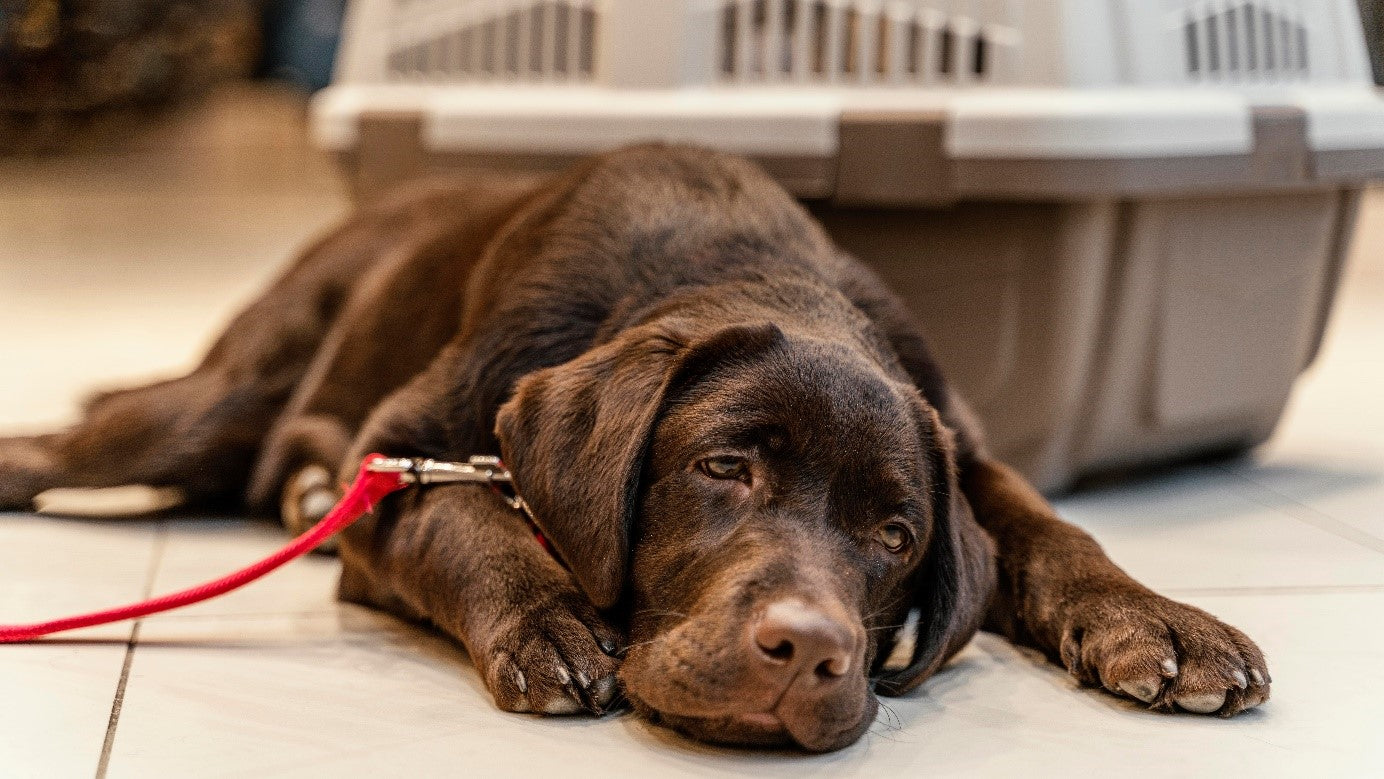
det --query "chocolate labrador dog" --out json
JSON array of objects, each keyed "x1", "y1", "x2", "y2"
[{"x1": 0, "y1": 145, "x2": 1269, "y2": 751}]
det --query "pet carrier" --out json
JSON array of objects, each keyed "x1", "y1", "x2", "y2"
[{"x1": 311, "y1": 0, "x2": 1384, "y2": 491}]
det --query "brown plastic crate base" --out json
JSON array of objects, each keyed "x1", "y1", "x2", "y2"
[{"x1": 812, "y1": 191, "x2": 1358, "y2": 491}]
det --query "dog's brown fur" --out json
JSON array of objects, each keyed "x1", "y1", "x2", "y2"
[{"x1": 0, "y1": 145, "x2": 1269, "y2": 751}]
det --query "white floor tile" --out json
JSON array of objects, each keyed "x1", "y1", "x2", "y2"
[
  {"x1": 100, "y1": 591, "x2": 1384, "y2": 778},
  {"x1": 1052, "y1": 465, "x2": 1384, "y2": 592},
  {"x1": 103, "y1": 612, "x2": 473, "y2": 779},
  {"x1": 0, "y1": 644, "x2": 130, "y2": 779},
  {"x1": 0, "y1": 516, "x2": 159, "y2": 777},
  {"x1": 145, "y1": 519, "x2": 342, "y2": 619},
  {"x1": 0, "y1": 514, "x2": 160, "y2": 641},
  {"x1": 1212, "y1": 205, "x2": 1384, "y2": 543}
]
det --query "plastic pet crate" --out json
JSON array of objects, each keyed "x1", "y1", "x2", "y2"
[{"x1": 311, "y1": 0, "x2": 1384, "y2": 491}]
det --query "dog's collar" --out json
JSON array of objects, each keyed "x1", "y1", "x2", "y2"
[
  {"x1": 363, "y1": 456, "x2": 550, "y2": 554},
  {"x1": 365, "y1": 455, "x2": 533, "y2": 518}
]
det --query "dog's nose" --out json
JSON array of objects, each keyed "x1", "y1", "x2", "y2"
[{"x1": 753, "y1": 600, "x2": 854, "y2": 680}]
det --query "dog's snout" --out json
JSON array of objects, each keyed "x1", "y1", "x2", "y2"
[{"x1": 753, "y1": 600, "x2": 854, "y2": 680}]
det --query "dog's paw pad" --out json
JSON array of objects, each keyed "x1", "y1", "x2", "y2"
[
  {"x1": 280, "y1": 464, "x2": 342, "y2": 550},
  {"x1": 1061, "y1": 590, "x2": 1270, "y2": 717}
]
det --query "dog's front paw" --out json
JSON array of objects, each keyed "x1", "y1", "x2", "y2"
[
  {"x1": 480, "y1": 590, "x2": 624, "y2": 716},
  {"x1": 1058, "y1": 588, "x2": 1270, "y2": 716}
]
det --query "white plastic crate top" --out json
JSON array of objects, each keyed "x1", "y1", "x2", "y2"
[{"x1": 313, "y1": 0, "x2": 1384, "y2": 165}]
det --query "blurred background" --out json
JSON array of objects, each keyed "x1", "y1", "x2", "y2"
[
  {"x1": 0, "y1": 0, "x2": 345, "y2": 152},
  {"x1": 1, "y1": 1, "x2": 1382, "y2": 147}
]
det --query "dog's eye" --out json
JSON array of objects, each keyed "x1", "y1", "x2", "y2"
[
  {"x1": 699, "y1": 456, "x2": 748, "y2": 481},
  {"x1": 876, "y1": 522, "x2": 911, "y2": 553}
]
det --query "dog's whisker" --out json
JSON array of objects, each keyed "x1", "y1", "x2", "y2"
[
  {"x1": 867, "y1": 723, "x2": 906, "y2": 745},
  {"x1": 632, "y1": 609, "x2": 690, "y2": 620},
  {"x1": 618, "y1": 637, "x2": 662, "y2": 654},
  {"x1": 603, "y1": 689, "x2": 632, "y2": 713},
  {"x1": 861, "y1": 592, "x2": 909, "y2": 623},
  {"x1": 875, "y1": 699, "x2": 904, "y2": 732}
]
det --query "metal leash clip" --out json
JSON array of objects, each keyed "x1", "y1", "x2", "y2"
[{"x1": 366, "y1": 455, "x2": 531, "y2": 515}]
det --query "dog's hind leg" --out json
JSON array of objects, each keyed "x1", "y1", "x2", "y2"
[
  {"x1": 248, "y1": 231, "x2": 469, "y2": 533},
  {"x1": 247, "y1": 178, "x2": 540, "y2": 533},
  {"x1": 0, "y1": 260, "x2": 353, "y2": 512},
  {"x1": 0, "y1": 185, "x2": 474, "y2": 512},
  {"x1": 0, "y1": 371, "x2": 289, "y2": 512}
]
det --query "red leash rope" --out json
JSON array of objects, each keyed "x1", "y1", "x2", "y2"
[{"x1": 0, "y1": 455, "x2": 409, "y2": 643}]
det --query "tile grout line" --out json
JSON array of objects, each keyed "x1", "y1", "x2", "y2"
[
  {"x1": 94, "y1": 623, "x2": 140, "y2": 779},
  {"x1": 95, "y1": 520, "x2": 169, "y2": 779},
  {"x1": 1215, "y1": 463, "x2": 1384, "y2": 557},
  {"x1": 1163, "y1": 582, "x2": 1384, "y2": 598}
]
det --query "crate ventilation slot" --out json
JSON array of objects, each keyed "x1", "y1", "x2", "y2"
[
  {"x1": 1183, "y1": 2, "x2": 1309, "y2": 81},
  {"x1": 385, "y1": 0, "x2": 598, "y2": 82},
  {"x1": 718, "y1": 0, "x2": 1017, "y2": 84}
]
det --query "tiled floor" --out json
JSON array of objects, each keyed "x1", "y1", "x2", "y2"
[{"x1": 2, "y1": 86, "x2": 1383, "y2": 778}]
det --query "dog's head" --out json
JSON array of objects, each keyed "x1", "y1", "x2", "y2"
[{"x1": 495, "y1": 317, "x2": 993, "y2": 751}]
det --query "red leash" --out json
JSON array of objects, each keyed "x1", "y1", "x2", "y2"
[{"x1": 0, "y1": 455, "x2": 409, "y2": 643}]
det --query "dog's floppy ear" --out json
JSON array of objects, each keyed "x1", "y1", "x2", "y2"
[
  {"x1": 874, "y1": 405, "x2": 996, "y2": 695},
  {"x1": 495, "y1": 319, "x2": 784, "y2": 609}
]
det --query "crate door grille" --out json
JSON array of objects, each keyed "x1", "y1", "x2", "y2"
[
  {"x1": 386, "y1": 0, "x2": 598, "y2": 82},
  {"x1": 718, "y1": 0, "x2": 1015, "y2": 85},
  {"x1": 1182, "y1": 1, "x2": 1310, "y2": 82}
]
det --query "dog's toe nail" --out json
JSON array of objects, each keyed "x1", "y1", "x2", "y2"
[
  {"x1": 1231, "y1": 669, "x2": 1248, "y2": 689},
  {"x1": 554, "y1": 665, "x2": 570, "y2": 685},
  {"x1": 1248, "y1": 668, "x2": 1265, "y2": 685},
  {"x1": 1118, "y1": 678, "x2": 1160, "y2": 703},
  {"x1": 1160, "y1": 658, "x2": 1179, "y2": 677},
  {"x1": 574, "y1": 670, "x2": 590, "y2": 689},
  {"x1": 1175, "y1": 692, "x2": 1225, "y2": 714},
  {"x1": 512, "y1": 668, "x2": 527, "y2": 695}
]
